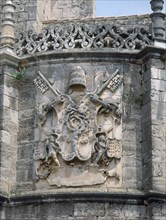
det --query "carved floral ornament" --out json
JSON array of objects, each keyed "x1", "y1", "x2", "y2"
[
  {"x1": 33, "y1": 66, "x2": 123, "y2": 187},
  {"x1": 15, "y1": 22, "x2": 152, "y2": 56}
]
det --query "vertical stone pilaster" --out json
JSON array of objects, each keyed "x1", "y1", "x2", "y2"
[
  {"x1": 0, "y1": 53, "x2": 19, "y2": 195},
  {"x1": 142, "y1": 61, "x2": 152, "y2": 192},
  {"x1": 142, "y1": 55, "x2": 166, "y2": 193},
  {"x1": 150, "y1": 59, "x2": 166, "y2": 192}
]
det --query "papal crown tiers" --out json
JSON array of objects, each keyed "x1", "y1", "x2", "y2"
[{"x1": 68, "y1": 66, "x2": 87, "y2": 88}]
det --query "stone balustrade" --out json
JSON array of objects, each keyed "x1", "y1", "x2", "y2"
[{"x1": 14, "y1": 19, "x2": 152, "y2": 56}]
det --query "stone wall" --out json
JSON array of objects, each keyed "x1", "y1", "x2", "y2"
[
  {"x1": 12, "y1": 15, "x2": 152, "y2": 194},
  {"x1": 142, "y1": 57, "x2": 166, "y2": 192},
  {"x1": 13, "y1": 0, "x2": 38, "y2": 33},
  {"x1": 149, "y1": 202, "x2": 166, "y2": 220},
  {"x1": 13, "y1": 0, "x2": 95, "y2": 34},
  {"x1": 3, "y1": 45, "x2": 164, "y2": 219},
  {"x1": 50, "y1": 0, "x2": 96, "y2": 19},
  {"x1": 0, "y1": 54, "x2": 19, "y2": 195},
  {"x1": 12, "y1": 57, "x2": 142, "y2": 193},
  {"x1": 122, "y1": 63, "x2": 143, "y2": 190},
  {"x1": 0, "y1": 1, "x2": 166, "y2": 219},
  {"x1": 13, "y1": 0, "x2": 53, "y2": 33},
  {"x1": 4, "y1": 199, "x2": 147, "y2": 220}
]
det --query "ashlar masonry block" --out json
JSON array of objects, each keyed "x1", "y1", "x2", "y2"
[
  {"x1": 0, "y1": 53, "x2": 19, "y2": 195},
  {"x1": 51, "y1": 0, "x2": 96, "y2": 19},
  {"x1": 13, "y1": 0, "x2": 96, "y2": 32}
]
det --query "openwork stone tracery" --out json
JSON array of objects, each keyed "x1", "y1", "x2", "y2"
[
  {"x1": 15, "y1": 21, "x2": 152, "y2": 56},
  {"x1": 33, "y1": 66, "x2": 123, "y2": 187}
]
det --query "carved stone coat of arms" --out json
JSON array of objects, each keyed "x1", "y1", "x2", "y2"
[{"x1": 33, "y1": 65, "x2": 123, "y2": 188}]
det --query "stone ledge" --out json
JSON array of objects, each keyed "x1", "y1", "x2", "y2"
[
  {"x1": 137, "y1": 45, "x2": 166, "y2": 61},
  {"x1": 43, "y1": 14, "x2": 150, "y2": 25},
  {"x1": 0, "y1": 192, "x2": 164, "y2": 206},
  {"x1": 15, "y1": 45, "x2": 166, "y2": 68},
  {"x1": 17, "y1": 50, "x2": 140, "y2": 69},
  {"x1": 0, "y1": 49, "x2": 19, "y2": 67}
]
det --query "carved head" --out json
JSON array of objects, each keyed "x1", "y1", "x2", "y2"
[
  {"x1": 68, "y1": 66, "x2": 87, "y2": 90},
  {"x1": 96, "y1": 131, "x2": 106, "y2": 142},
  {"x1": 49, "y1": 133, "x2": 58, "y2": 142}
]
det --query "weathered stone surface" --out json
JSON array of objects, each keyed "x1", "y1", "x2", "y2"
[
  {"x1": 2, "y1": 85, "x2": 19, "y2": 98},
  {"x1": 74, "y1": 203, "x2": 105, "y2": 217},
  {"x1": 12, "y1": 0, "x2": 95, "y2": 33},
  {"x1": 105, "y1": 203, "x2": 146, "y2": 219},
  {"x1": 19, "y1": 87, "x2": 36, "y2": 111},
  {"x1": 142, "y1": 56, "x2": 166, "y2": 194},
  {"x1": 49, "y1": 0, "x2": 95, "y2": 19},
  {"x1": 18, "y1": 118, "x2": 34, "y2": 142},
  {"x1": 33, "y1": 65, "x2": 123, "y2": 188},
  {"x1": 2, "y1": 95, "x2": 18, "y2": 111},
  {"x1": 8, "y1": 202, "x2": 74, "y2": 219},
  {"x1": 14, "y1": 21, "x2": 152, "y2": 56},
  {"x1": 0, "y1": 1, "x2": 166, "y2": 219},
  {"x1": 18, "y1": 144, "x2": 33, "y2": 160},
  {"x1": 151, "y1": 101, "x2": 166, "y2": 116},
  {"x1": 149, "y1": 203, "x2": 166, "y2": 220}
]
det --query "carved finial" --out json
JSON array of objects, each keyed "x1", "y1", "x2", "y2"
[
  {"x1": 150, "y1": 0, "x2": 166, "y2": 40},
  {"x1": 0, "y1": 0, "x2": 15, "y2": 48},
  {"x1": 150, "y1": 0, "x2": 164, "y2": 12}
]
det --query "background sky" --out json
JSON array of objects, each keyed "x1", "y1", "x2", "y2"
[{"x1": 96, "y1": 0, "x2": 165, "y2": 17}]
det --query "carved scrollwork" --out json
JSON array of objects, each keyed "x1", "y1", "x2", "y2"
[
  {"x1": 37, "y1": 28, "x2": 51, "y2": 52},
  {"x1": 15, "y1": 21, "x2": 152, "y2": 56},
  {"x1": 64, "y1": 24, "x2": 93, "y2": 49},
  {"x1": 50, "y1": 25, "x2": 64, "y2": 50},
  {"x1": 124, "y1": 27, "x2": 152, "y2": 50},
  {"x1": 65, "y1": 106, "x2": 89, "y2": 133},
  {"x1": 34, "y1": 66, "x2": 123, "y2": 186},
  {"x1": 34, "y1": 134, "x2": 61, "y2": 180},
  {"x1": 37, "y1": 162, "x2": 52, "y2": 179}
]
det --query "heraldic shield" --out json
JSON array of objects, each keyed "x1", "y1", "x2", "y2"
[
  {"x1": 33, "y1": 65, "x2": 123, "y2": 187},
  {"x1": 59, "y1": 100, "x2": 96, "y2": 161}
]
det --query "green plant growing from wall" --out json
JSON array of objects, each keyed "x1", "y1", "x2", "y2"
[
  {"x1": 12, "y1": 68, "x2": 26, "y2": 80},
  {"x1": 12, "y1": 60, "x2": 28, "y2": 80}
]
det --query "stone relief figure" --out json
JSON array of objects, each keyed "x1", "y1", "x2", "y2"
[
  {"x1": 93, "y1": 132, "x2": 108, "y2": 165},
  {"x1": 92, "y1": 128, "x2": 122, "y2": 178},
  {"x1": 33, "y1": 133, "x2": 60, "y2": 180},
  {"x1": 45, "y1": 134, "x2": 60, "y2": 166},
  {"x1": 33, "y1": 65, "x2": 123, "y2": 187},
  {"x1": 36, "y1": 102, "x2": 52, "y2": 126},
  {"x1": 33, "y1": 141, "x2": 49, "y2": 181}
]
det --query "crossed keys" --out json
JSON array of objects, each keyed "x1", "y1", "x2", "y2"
[{"x1": 33, "y1": 69, "x2": 122, "y2": 98}]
